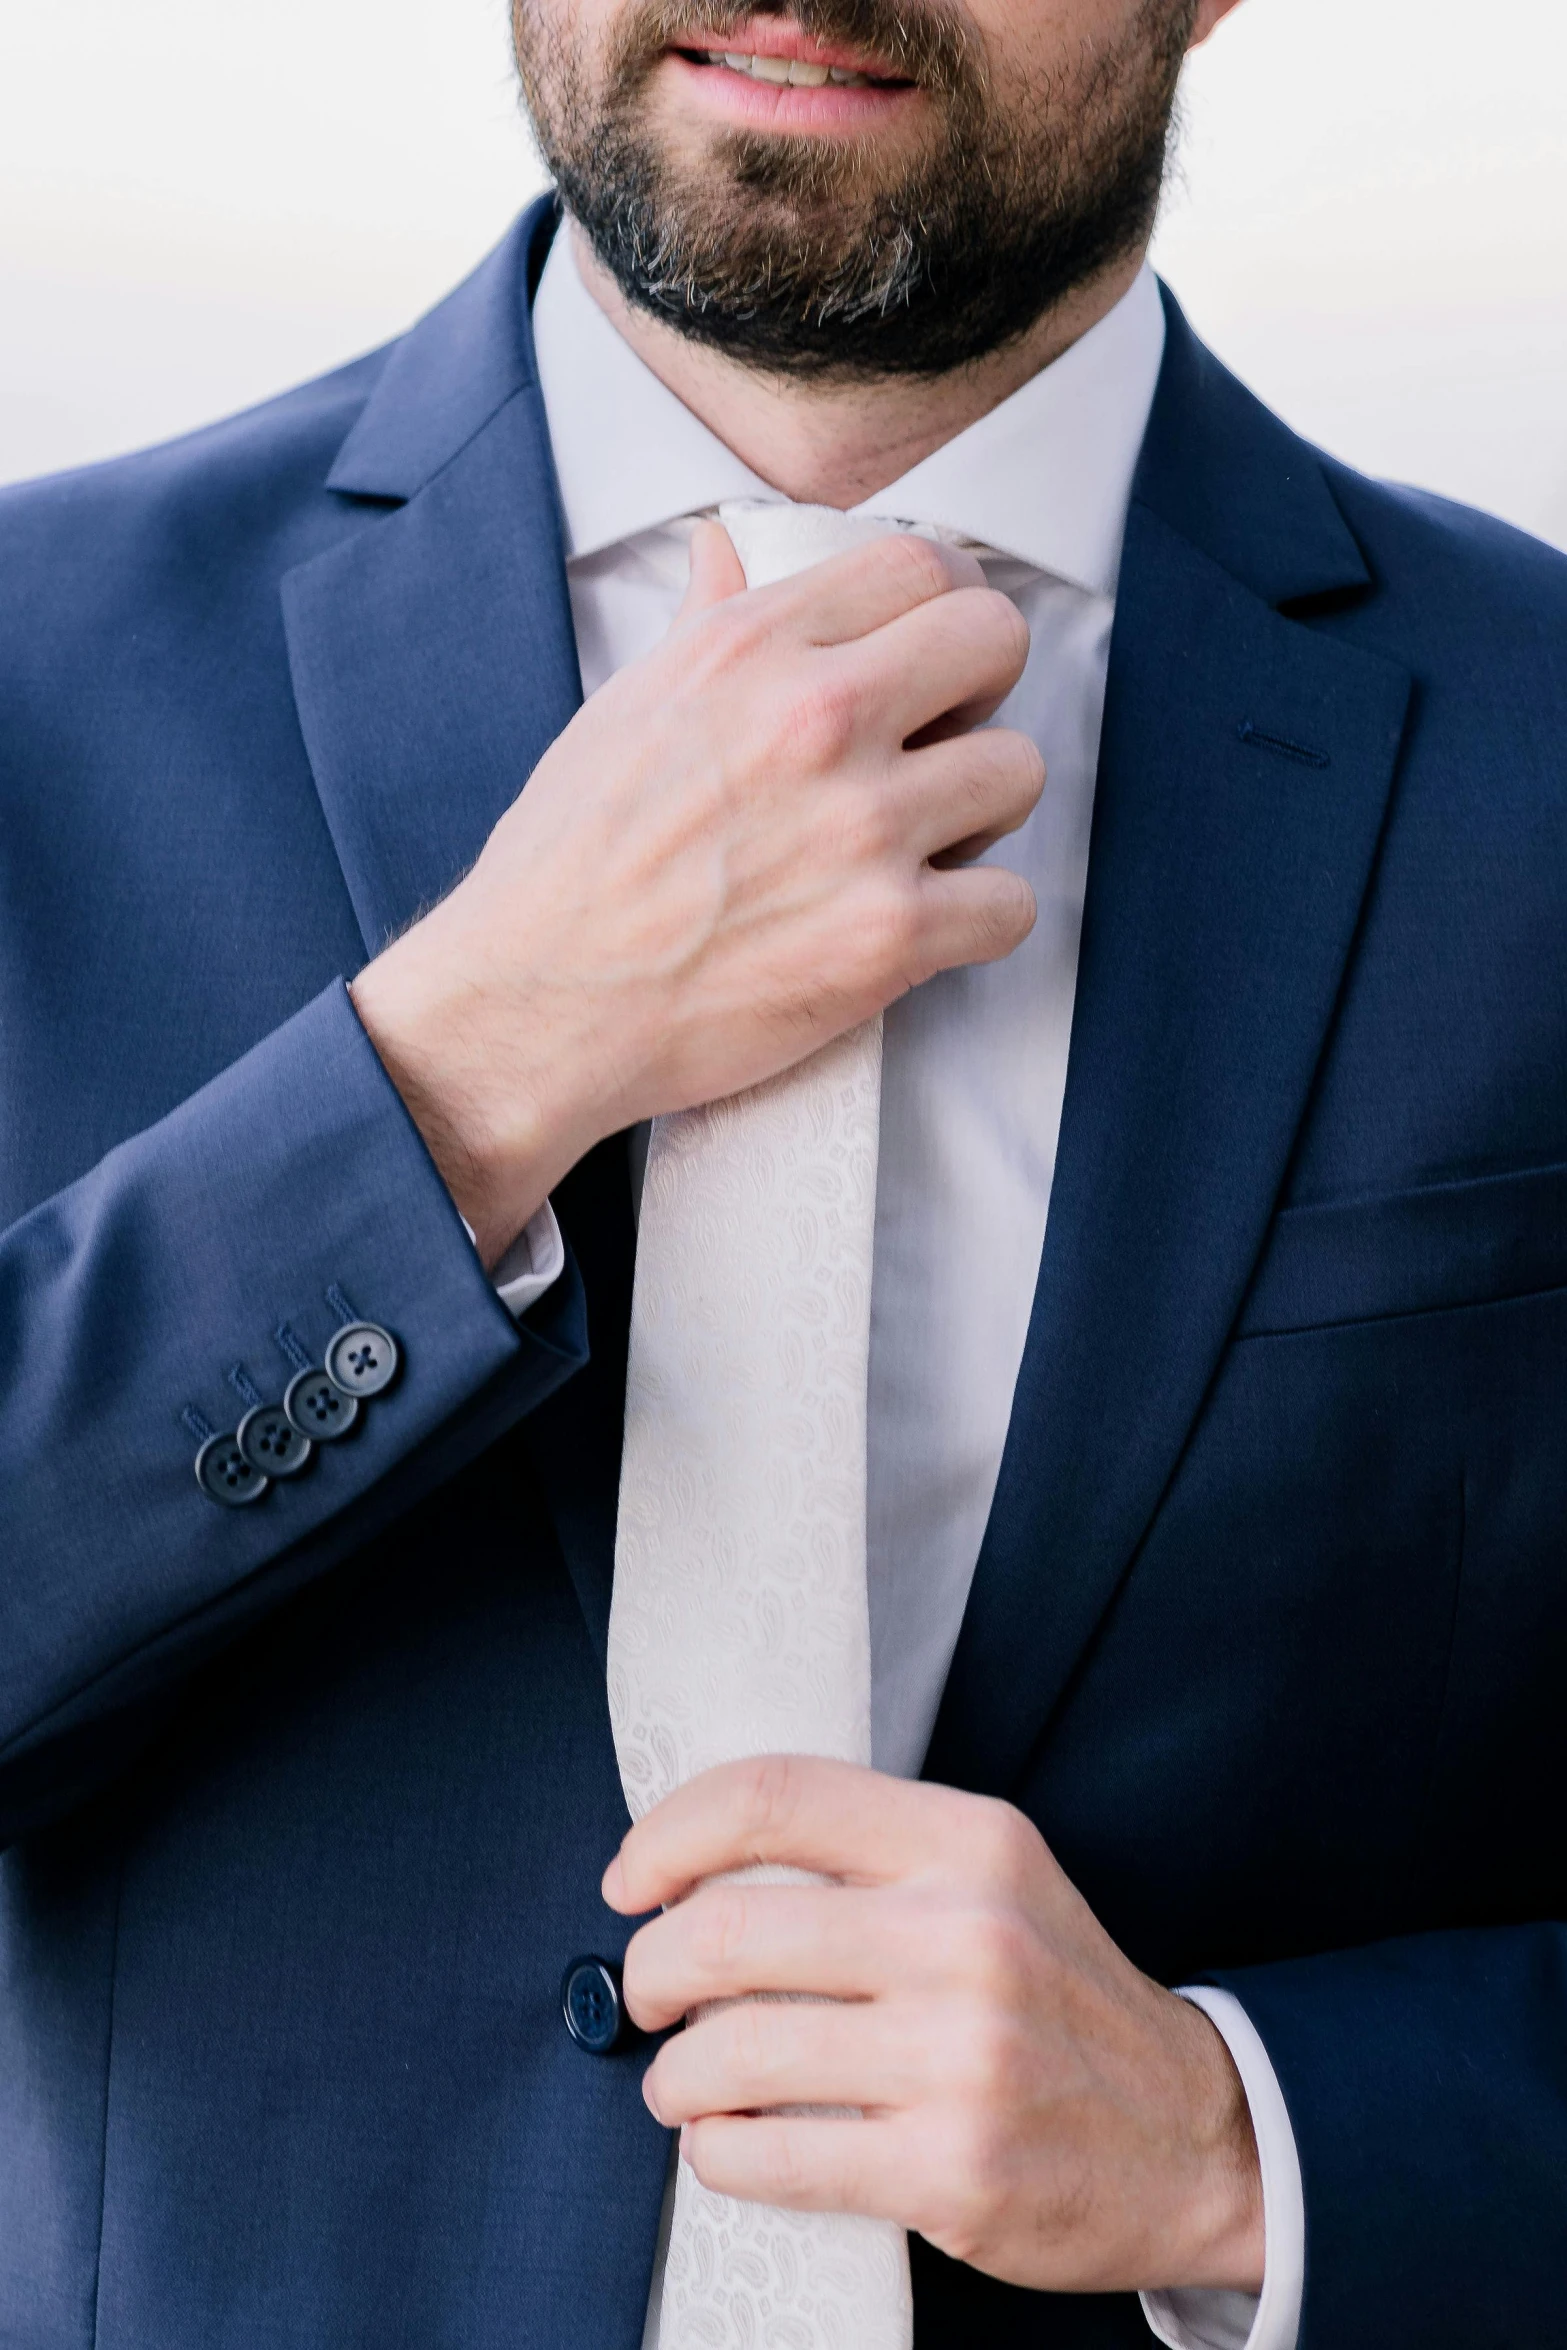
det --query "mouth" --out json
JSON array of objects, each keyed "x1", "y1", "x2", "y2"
[{"x1": 662, "y1": 20, "x2": 920, "y2": 126}]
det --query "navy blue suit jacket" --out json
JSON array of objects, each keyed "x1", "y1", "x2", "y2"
[{"x1": 2, "y1": 200, "x2": 1565, "y2": 2349}]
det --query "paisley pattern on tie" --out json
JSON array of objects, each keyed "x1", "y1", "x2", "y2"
[{"x1": 609, "y1": 503, "x2": 916, "y2": 2350}]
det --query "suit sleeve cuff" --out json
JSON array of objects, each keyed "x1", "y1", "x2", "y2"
[
  {"x1": 460, "y1": 1202, "x2": 567, "y2": 1318},
  {"x1": 1139, "y1": 1987, "x2": 1304, "y2": 2350},
  {"x1": 492, "y1": 1201, "x2": 567, "y2": 1315}
]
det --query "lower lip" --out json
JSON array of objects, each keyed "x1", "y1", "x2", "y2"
[{"x1": 662, "y1": 49, "x2": 921, "y2": 131}]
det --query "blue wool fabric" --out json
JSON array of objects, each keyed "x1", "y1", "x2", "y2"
[{"x1": 1, "y1": 200, "x2": 1565, "y2": 2349}]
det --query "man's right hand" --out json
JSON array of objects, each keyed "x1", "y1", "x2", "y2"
[{"x1": 349, "y1": 522, "x2": 1043, "y2": 1267}]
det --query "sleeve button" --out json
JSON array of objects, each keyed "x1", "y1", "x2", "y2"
[
  {"x1": 325, "y1": 1321, "x2": 401, "y2": 1399},
  {"x1": 283, "y1": 1367, "x2": 361, "y2": 1441},
  {"x1": 237, "y1": 1402, "x2": 313, "y2": 1479},
  {"x1": 195, "y1": 1432, "x2": 270, "y2": 1507}
]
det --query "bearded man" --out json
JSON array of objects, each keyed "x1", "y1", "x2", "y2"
[{"x1": 1, "y1": 0, "x2": 1564, "y2": 2343}]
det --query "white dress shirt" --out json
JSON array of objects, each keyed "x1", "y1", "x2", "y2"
[{"x1": 505, "y1": 223, "x2": 1304, "y2": 2350}]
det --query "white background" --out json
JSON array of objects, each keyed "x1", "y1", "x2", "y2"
[{"x1": 2, "y1": 0, "x2": 1565, "y2": 546}]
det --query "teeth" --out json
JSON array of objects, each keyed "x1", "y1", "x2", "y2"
[{"x1": 703, "y1": 48, "x2": 872, "y2": 86}]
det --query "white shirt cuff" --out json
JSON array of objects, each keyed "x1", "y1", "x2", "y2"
[
  {"x1": 460, "y1": 1201, "x2": 567, "y2": 1317},
  {"x1": 1139, "y1": 1986, "x2": 1305, "y2": 2350}
]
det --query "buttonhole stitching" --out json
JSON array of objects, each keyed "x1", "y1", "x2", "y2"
[
  {"x1": 273, "y1": 1322, "x2": 313, "y2": 1374},
  {"x1": 1237, "y1": 720, "x2": 1331, "y2": 770}
]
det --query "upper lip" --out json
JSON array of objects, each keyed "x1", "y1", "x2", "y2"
[{"x1": 671, "y1": 20, "x2": 910, "y2": 78}]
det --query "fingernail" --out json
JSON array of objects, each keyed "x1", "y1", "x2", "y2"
[
  {"x1": 602, "y1": 1852, "x2": 626, "y2": 1907},
  {"x1": 642, "y1": 2071, "x2": 663, "y2": 2124},
  {"x1": 936, "y1": 540, "x2": 986, "y2": 589}
]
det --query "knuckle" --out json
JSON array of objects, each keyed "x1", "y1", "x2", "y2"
[
  {"x1": 685, "y1": 600, "x2": 762, "y2": 681},
  {"x1": 877, "y1": 531, "x2": 954, "y2": 602},
  {"x1": 725, "y1": 1997, "x2": 777, "y2": 2085},
  {"x1": 817, "y1": 787, "x2": 896, "y2": 878},
  {"x1": 762, "y1": 2126, "x2": 813, "y2": 2203},
  {"x1": 982, "y1": 588, "x2": 1031, "y2": 669},
  {"x1": 859, "y1": 886, "x2": 925, "y2": 985},
  {"x1": 970, "y1": 1798, "x2": 1037, "y2": 1892},
  {"x1": 733, "y1": 1752, "x2": 803, "y2": 1852},
  {"x1": 1002, "y1": 730, "x2": 1047, "y2": 797},
  {"x1": 960, "y1": 746, "x2": 1016, "y2": 824},
  {"x1": 898, "y1": 2115, "x2": 960, "y2": 2244},
  {"x1": 964, "y1": 1908, "x2": 1036, "y2": 2019},
  {"x1": 976, "y1": 874, "x2": 1036, "y2": 955},
  {"x1": 962, "y1": 736, "x2": 1042, "y2": 831},
  {"x1": 945, "y1": 750, "x2": 996, "y2": 824},
  {"x1": 681, "y1": 2117, "x2": 721, "y2": 2190},
  {"x1": 620, "y1": 1936, "x2": 657, "y2": 2022},
  {"x1": 787, "y1": 675, "x2": 859, "y2": 772},
  {"x1": 945, "y1": 2104, "x2": 1013, "y2": 2240},
  {"x1": 842, "y1": 785, "x2": 901, "y2": 864},
  {"x1": 690, "y1": 1886, "x2": 752, "y2": 1975}
]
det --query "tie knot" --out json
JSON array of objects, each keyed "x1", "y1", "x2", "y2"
[
  {"x1": 716, "y1": 499, "x2": 1001, "y2": 587},
  {"x1": 716, "y1": 499, "x2": 906, "y2": 587}
]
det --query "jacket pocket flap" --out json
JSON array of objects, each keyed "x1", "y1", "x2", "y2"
[{"x1": 1237, "y1": 1159, "x2": 1567, "y2": 1336}]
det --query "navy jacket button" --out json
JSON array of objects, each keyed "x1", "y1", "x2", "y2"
[
  {"x1": 325, "y1": 1321, "x2": 401, "y2": 1399},
  {"x1": 195, "y1": 1431, "x2": 269, "y2": 1507},
  {"x1": 283, "y1": 1367, "x2": 360, "y2": 1441},
  {"x1": 237, "y1": 1402, "x2": 314, "y2": 1479},
  {"x1": 561, "y1": 1958, "x2": 625, "y2": 2054}
]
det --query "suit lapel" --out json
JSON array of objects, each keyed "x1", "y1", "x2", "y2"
[
  {"x1": 927, "y1": 304, "x2": 1414, "y2": 1798},
  {"x1": 281, "y1": 203, "x2": 581, "y2": 960},
  {"x1": 282, "y1": 234, "x2": 1418, "y2": 1764},
  {"x1": 280, "y1": 199, "x2": 634, "y2": 1654}
]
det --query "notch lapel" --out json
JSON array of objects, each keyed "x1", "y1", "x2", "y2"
[
  {"x1": 280, "y1": 201, "x2": 633, "y2": 1656},
  {"x1": 927, "y1": 308, "x2": 1414, "y2": 1797},
  {"x1": 281, "y1": 205, "x2": 581, "y2": 961}
]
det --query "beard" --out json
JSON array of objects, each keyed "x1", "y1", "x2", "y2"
[{"x1": 513, "y1": 0, "x2": 1195, "y2": 380}]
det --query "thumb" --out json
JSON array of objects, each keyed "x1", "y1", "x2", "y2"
[{"x1": 677, "y1": 518, "x2": 748, "y2": 620}]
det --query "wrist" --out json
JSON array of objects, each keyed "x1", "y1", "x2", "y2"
[
  {"x1": 1164, "y1": 1991, "x2": 1266, "y2": 2294},
  {"x1": 348, "y1": 942, "x2": 597, "y2": 1268}
]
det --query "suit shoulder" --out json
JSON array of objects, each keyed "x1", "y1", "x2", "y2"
[
  {"x1": 1307, "y1": 461, "x2": 1567, "y2": 843},
  {"x1": 0, "y1": 342, "x2": 407, "y2": 818},
  {"x1": 0, "y1": 340, "x2": 395, "y2": 605},
  {"x1": 1322, "y1": 460, "x2": 1567, "y2": 659}
]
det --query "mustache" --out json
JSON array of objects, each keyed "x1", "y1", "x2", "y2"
[{"x1": 603, "y1": 0, "x2": 983, "y2": 98}]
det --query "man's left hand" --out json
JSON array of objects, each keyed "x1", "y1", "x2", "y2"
[{"x1": 601, "y1": 1756, "x2": 1264, "y2": 2297}]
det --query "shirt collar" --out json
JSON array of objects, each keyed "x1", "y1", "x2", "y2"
[{"x1": 532, "y1": 224, "x2": 1165, "y2": 596}]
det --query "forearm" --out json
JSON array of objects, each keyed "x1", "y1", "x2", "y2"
[{"x1": 0, "y1": 980, "x2": 587, "y2": 1843}]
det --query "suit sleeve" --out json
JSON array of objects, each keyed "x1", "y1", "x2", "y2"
[
  {"x1": 0, "y1": 978, "x2": 587, "y2": 1847},
  {"x1": 1206, "y1": 1923, "x2": 1567, "y2": 2346},
  {"x1": 1142, "y1": 1987, "x2": 1304, "y2": 2350}
]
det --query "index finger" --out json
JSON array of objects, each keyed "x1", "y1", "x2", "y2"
[
  {"x1": 603, "y1": 1754, "x2": 979, "y2": 1914},
  {"x1": 747, "y1": 531, "x2": 986, "y2": 649}
]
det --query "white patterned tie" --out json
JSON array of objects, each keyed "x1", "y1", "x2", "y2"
[{"x1": 609, "y1": 502, "x2": 916, "y2": 2350}]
